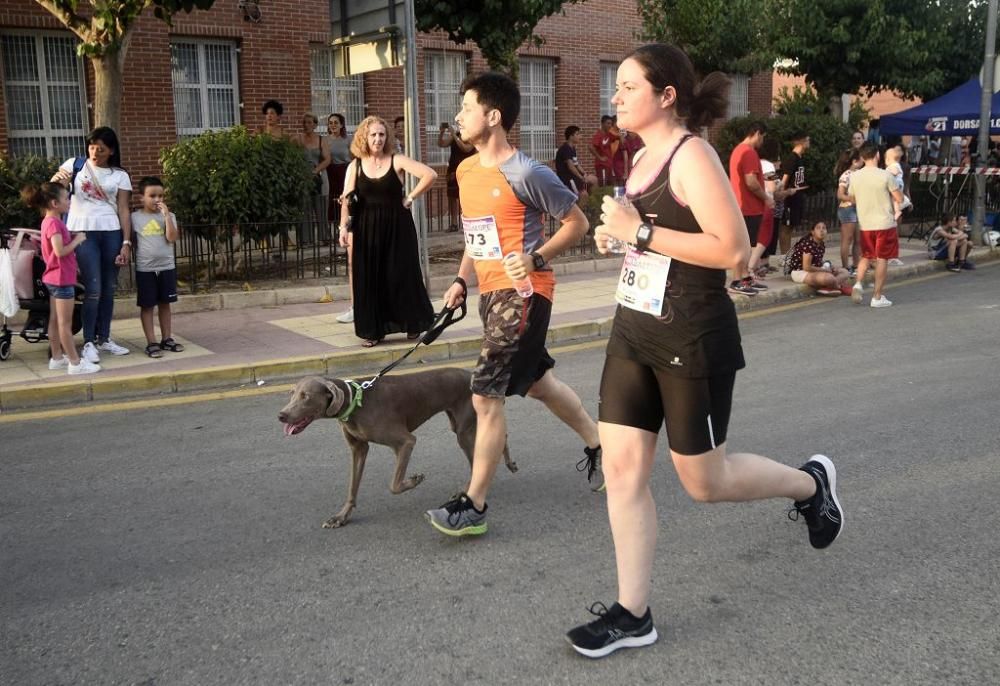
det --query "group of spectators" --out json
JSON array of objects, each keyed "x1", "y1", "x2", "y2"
[
  {"x1": 17, "y1": 127, "x2": 185, "y2": 375},
  {"x1": 553, "y1": 117, "x2": 643, "y2": 208}
]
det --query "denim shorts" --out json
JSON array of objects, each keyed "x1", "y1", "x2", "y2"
[
  {"x1": 837, "y1": 206, "x2": 859, "y2": 224},
  {"x1": 45, "y1": 284, "x2": 75, "y2": 299}
]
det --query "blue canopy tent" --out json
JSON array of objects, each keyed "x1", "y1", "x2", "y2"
[{"x1": 880, "y1": 78, "x2": 1000, "y2": 136}]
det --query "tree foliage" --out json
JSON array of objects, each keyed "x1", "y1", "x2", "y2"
[
  {"x1": 35, "y1": 0, "x2": 214, "y2": 57},
  {"x1": 763, "y1": 0, "x2": 997, "y2": 102},
  {"x1": 0, "y1": 154, "x2": 59, "y2": 231},
  {"x1": 639, "y1": 0, "x2": 995, "y2": 109},
  {"x1": 636, "y1": 0, "x2": 774, "y2": 75},
  {"x1": 772, "y1": 85, "x2": 870, "y2": 133},
  {"x1": 160, "y1": 128, "x2": 313, "y2": 241},
  {"x1": 415, "y1": 0, "x2": 580, "y2": 76}
]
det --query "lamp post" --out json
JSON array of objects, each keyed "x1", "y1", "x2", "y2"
[
  {"x1": 402, "y1": 0, "x2": 430, "y2": 289},
  {"x1": 973, "y1": 0, "x2": 998, "y2": 246}
]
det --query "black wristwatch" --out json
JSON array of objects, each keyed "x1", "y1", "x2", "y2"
[
  {"x1": 635, "y1": 223, "x2": 654, "y2": 252},
  {"x1": 530, "y1": 251, "x2": 546, "y2": 271}
]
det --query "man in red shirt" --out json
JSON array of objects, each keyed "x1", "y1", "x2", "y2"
[
  {"x1": 589, "y1": 115, "x2": 617, "y2": 186},
  {"x1": 727, "y1": 120, "x2": 772, "y2": 296}
]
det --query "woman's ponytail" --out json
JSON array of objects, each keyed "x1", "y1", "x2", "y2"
[{"x1": 688, "y1": 72, "x2": 731, "y2": 130}]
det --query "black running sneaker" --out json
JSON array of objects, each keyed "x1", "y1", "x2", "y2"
[
  {"x1": 577, "y1": 445, "x2": 605, "y2": 492},
  {"x1": 425, "y1": 493, "x2": 487, "y2": 536},
  {"x1": 789, "y1": 454, "x2": 844, "y2": 549},
  {"x1": 566, "y1": 602, "x2": 658, "y2": 659}
]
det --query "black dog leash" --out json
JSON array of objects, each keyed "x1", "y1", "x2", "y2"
[{"x1": 359, "y1": 298, "x2": 467, "y2": 391}]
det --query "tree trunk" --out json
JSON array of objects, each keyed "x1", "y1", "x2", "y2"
[{"x1": 90, "y1": 31, "x2": 132, "y2": 132}]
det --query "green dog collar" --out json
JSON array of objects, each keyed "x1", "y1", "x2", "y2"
[{"x1": 335, "y1": 379, "x2": 365, "y2": 422}]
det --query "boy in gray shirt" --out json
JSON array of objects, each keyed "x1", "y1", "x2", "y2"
[{"x1": 132, "y1": 176, "x2": 184, "y2": 357}]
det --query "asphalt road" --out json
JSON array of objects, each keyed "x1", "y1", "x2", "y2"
[{"x1": 2, "y1": 265, "x2": 999, "y2": 685}]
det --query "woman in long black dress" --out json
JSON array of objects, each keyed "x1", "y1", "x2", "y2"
[{"x1": 338, "y1": 115, "x2": 436, "y2": 347}]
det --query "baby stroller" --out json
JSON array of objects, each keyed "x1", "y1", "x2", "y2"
[{"x1": 0, "y1": 227, "x2": 83, "y2": 361}]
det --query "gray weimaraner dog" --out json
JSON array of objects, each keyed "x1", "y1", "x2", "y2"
[{"x1": 278, "y1": 368, "x2": 516, "y2": 528}]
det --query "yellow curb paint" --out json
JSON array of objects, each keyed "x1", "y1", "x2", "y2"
[
  {"x1": 252, "y1": 357, "x2": 328, "y2": 380},
  {"x1": 173, "y1": 366, "x2": 255, "y2": 393},
  {"x1": 89, "y1": 374, "x2": 177, "y2": 402},
  {"x1": 0, "y1": 382, "x2": 91, "y2": 411}
]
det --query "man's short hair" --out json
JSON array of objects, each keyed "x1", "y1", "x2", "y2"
[
  {"x1": 790, "y1": 130, "x2": 809, "y2": 143},
  {"x1": 460, "y1": 72, "x2": 520, "y2": 132},
  {"x1": 601, "y1": 115, "x2": 614, "y2": 125},
  {"x1": 564, "y1": 125, "x2": 581, "y2": 140},
  {"x1": 940, "y1": 212, "x2": 955, "y2": 225},
  {"x1": 743, "y1": 120, "x2": 767, "y2": 138},
  {"x1": 138, "y1": 176, "x2": 164, "y2": 195},
  {"x1": 859, "y1": 142, "x2": 879, "y2": 160},
  {"x1": 394, "y1": 116, "x2": 404, "y2": 126}
]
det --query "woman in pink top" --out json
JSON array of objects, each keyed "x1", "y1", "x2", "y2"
[{"x1": 19, "y1": 183, "x2": 100, "y2": 375}]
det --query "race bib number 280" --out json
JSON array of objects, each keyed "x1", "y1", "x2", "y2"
[
  {"x1": 615, "y1": 248, "x2": 672, "y2": 316},
  {"x1": 462, "y1": 215, "x2": 503, "y2": 260}
]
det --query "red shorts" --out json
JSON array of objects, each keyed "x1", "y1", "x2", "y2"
[
  {"x1": 860, "y1": 227, "x2": 899, "y2": 260},
  {"x1": 758, "y1": 207, "x2": 774, "y2": 247}
]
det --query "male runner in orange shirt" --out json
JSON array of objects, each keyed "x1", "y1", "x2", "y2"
[{"x1": 425, "y1": 72, "x2": 602, "y2": 536}]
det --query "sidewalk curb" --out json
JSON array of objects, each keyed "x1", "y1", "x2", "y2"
[{"x1": 2, "y1": 250, "x2": 995, "y2": 414}]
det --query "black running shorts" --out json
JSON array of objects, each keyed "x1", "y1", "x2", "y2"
[{"x1": 598, "y1": 354, "x2": 735, "y2": 456}]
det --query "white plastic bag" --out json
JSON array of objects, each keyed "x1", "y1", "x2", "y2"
[{"x1": 0, "y1": 248, "x2": 20, "y2": 317}]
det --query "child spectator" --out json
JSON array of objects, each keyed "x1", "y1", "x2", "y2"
[
  {"x1": 784, "y1": 221, "x2": 852, "y2": 295},
  {"x1": 132, "y1": 176, "x2": 184, "y2": 358},
  {"x1": 884, "y1": 145, "x2": 912, "y2": 221},
  {"x1": 20, "y1": 182, "x2": 100, "y2": 375},
  {"x1": 927, "y1": 212, "x2": 972, "y2": 272}
]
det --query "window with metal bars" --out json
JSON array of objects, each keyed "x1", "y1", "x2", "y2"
[
  {"x1": 310, "y1": 46, "x2": 365, "y2": 135},
  {"x1": 424, "y1": 52, "x2": 466, "y2": 165},
  {"x1": 170, "y1": 40, "x2": 240, "y2": 138},
  {"x1": 727, "y1": 74, "x2": 750, "y2": 120},
  {"x1": 600, "y1": 61, "x2": 618, "y2": 119},
  {"x1": 518, "y1": 57, "x2": 556, "y2": 162},
  {"x1": 1, "y1": 32, "x2": 87, "y2": 159}
]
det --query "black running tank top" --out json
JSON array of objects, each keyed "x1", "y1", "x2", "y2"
[{"x1": 607, "y1": 135, "x2": 745, "y2": 377}]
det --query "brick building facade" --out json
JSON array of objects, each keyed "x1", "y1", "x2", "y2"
[{"x1": 0, "y1": 0, "x2": 773, "y2": 181}]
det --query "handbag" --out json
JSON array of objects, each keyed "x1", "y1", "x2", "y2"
[
  {"x1": 0, "y1": 248, "x2": 19, "y2": 318},
  {"x1": 344, "y1": 190, "x2": 360, "y2": 215}
]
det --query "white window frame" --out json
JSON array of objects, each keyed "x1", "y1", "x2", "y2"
[
  {"x1": 727, "y1": 73, "x2": 750, "y2": 120},
  {"x1": 1, "y1": 31, "x2": 88, "y2": 158},
  {"x1": 518, "y1": 57, "x2": 556, "y2": 161},
  {"x1": 310, "y1": 46, "x2": 365, "y2": 135},
  {"x1": 600, "y1": 61, "x2": 618, "y2": 119},
  {"x1": 170, "y1": 39, "x2": 240, "y2": 138},
  {"x1": 424, "y1": 52, "x2": 466, "y2": 165}
]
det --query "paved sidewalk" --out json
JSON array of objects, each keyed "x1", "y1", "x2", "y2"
[{"x1": 0, "y1": 242, "x2": 991, "y2": 412}]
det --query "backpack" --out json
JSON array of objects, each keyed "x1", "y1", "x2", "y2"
[
  {"x1": 781, "y1": 240, "x2": 799, "y2": 276},
  {"x1": 68, "y1": 156, "x2": 86, "y2": 197}
]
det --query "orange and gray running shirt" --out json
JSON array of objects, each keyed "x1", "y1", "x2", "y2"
[{"x1": 457, "y1": 150, "x2": 577, "y2": 301}]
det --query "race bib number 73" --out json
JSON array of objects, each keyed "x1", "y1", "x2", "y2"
[{"x1": 462, "y1": 215, "x2": 503, "y2": 260}]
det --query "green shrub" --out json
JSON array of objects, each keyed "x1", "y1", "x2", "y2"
[
  {"x1": 772, "y1": 85, "x2": 870, "y2": 133},
  {"x1": 160, "y1": 127, "x2": 313, "y2": 241},
  {"x1": 0, "y1": 154, "x2": 60, "y2": 231},
  {"x1": 717, "y1": 111, "x2": 854, "y2": 193}
]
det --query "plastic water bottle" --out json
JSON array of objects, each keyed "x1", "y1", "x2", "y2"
[
  {"x1": 505, "y1": 252, "x2": 534, "y2": 297},
  {"x1": 607, "y1": 186, "x2": 629, "y2": 254}
]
